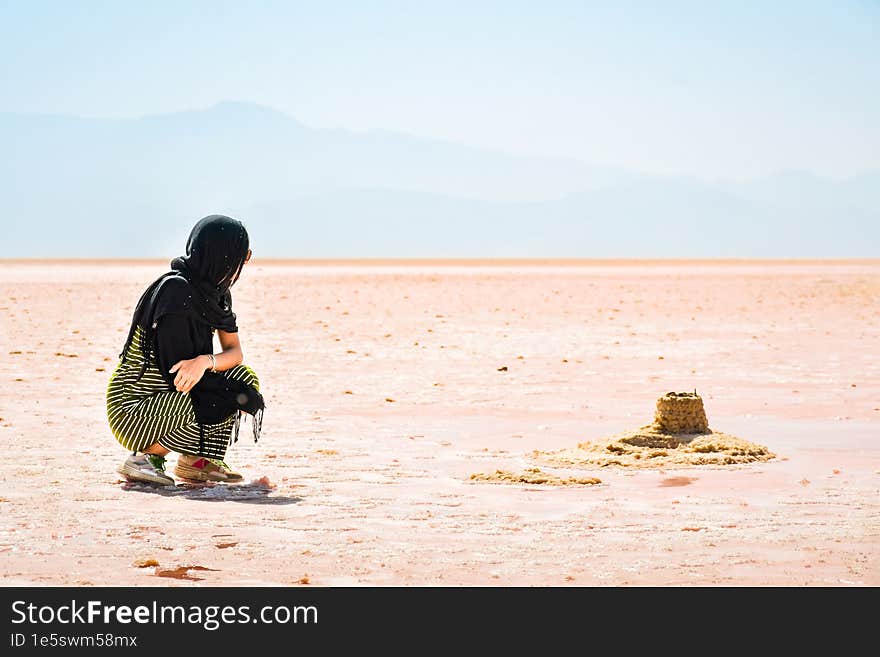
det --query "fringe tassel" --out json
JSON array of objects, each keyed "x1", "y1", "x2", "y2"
[
  {"x1": 252, "y1": 406, "x2": 264, "y2": 444},
  {"x1": 223, "y1": 407, "x2": 259, "y2": 453},
  {"x1": 231, "y1": 409, "x2": 242, "y2": 446}
]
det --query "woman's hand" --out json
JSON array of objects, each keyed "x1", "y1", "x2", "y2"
[{"x1": 169, "y1": 356, "x2": 210, "y2": 393}]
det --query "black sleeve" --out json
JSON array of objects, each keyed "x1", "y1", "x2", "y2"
[
  {"x1": 156, "y1": 312, "x2": 264, "y2": 425},
  {"x1": 156, "y1": 312, "x2": 197, "y2": 389}
]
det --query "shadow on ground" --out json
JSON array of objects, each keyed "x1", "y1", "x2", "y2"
[{"x1": 118, "y1": 480, "x2": 303, "y2": 505}]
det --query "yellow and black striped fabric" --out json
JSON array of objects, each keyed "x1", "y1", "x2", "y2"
[{"x1": 106, "y1": 324, "x2": 260, "y2": 459}]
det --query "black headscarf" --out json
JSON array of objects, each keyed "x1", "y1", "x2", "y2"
[{"x1": 118, "y1": 215, "x2": 250, "y2": 382}]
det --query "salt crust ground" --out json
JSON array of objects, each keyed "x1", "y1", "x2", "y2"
[{"x1": 0, "y1": 260, "x2": 877, "y2": 585}]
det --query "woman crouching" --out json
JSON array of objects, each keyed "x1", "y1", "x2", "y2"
[{"x1": 106, "y1": 214, "x2": 265, "y2": 486}]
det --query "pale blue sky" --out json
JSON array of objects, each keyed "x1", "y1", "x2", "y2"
[{"x1": 1, "y1": 0, "x2": 878, "y2": 181}]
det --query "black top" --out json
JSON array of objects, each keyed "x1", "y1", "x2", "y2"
[
  {"x1": 152, "y1": 280, "x2": 263, "y2": 426},
  {"x1": 117, "y1": 215, "x2": 249, "y2": 389}
]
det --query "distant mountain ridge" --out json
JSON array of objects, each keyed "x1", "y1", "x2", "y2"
[{"x1": 1, "y1": 102, "x2": 877, "y2": 257}]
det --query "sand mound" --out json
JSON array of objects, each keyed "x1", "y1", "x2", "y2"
[
  {"x1": 469, "y1": 467, "x2": 601, "y2": 486},
  {"x1": 533, "y1": 425, "x2": 774, "y2": 469},
  {"x1": 534, "y1": 392, "x2": 775, "y2": 469}
]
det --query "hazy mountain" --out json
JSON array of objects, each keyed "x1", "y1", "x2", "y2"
[
  {"x1": 243, "y1": 180, "x2": 879, "y2": 258},
  {"x1": 1, "y1": 102, "x2": 877, "y2": 257}
]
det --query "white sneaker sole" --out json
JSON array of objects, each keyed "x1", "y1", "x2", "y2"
[{"x1": 117, "y1": 462, "x2": 175, "y2": 486}]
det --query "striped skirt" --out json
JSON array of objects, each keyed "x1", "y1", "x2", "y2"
[{"x1": 106, "y1": 324, "x2": 260, "y2": 460}]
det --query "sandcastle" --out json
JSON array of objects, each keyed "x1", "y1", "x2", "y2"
[
  {"x1": 532, "y1": 391, "x2": 775, "y2": 469},
  {"x1": 654, "y1": 391, "x2": 708, "y2": 434}
]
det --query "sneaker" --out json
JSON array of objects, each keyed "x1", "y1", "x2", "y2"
[
  {"x1": 118, "y1": 453, "x2": 175, "y2": 486},
  {"x1": 174, "y1": 454, "x2": 228, "y2": 482},
  {"x1": 208, "y1": 459, "x2": 244, "y2": 482}
]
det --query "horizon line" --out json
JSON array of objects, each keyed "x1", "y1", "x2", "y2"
[{"x1": 2, "y1": 257, "x2": 878, "y2": 266}]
